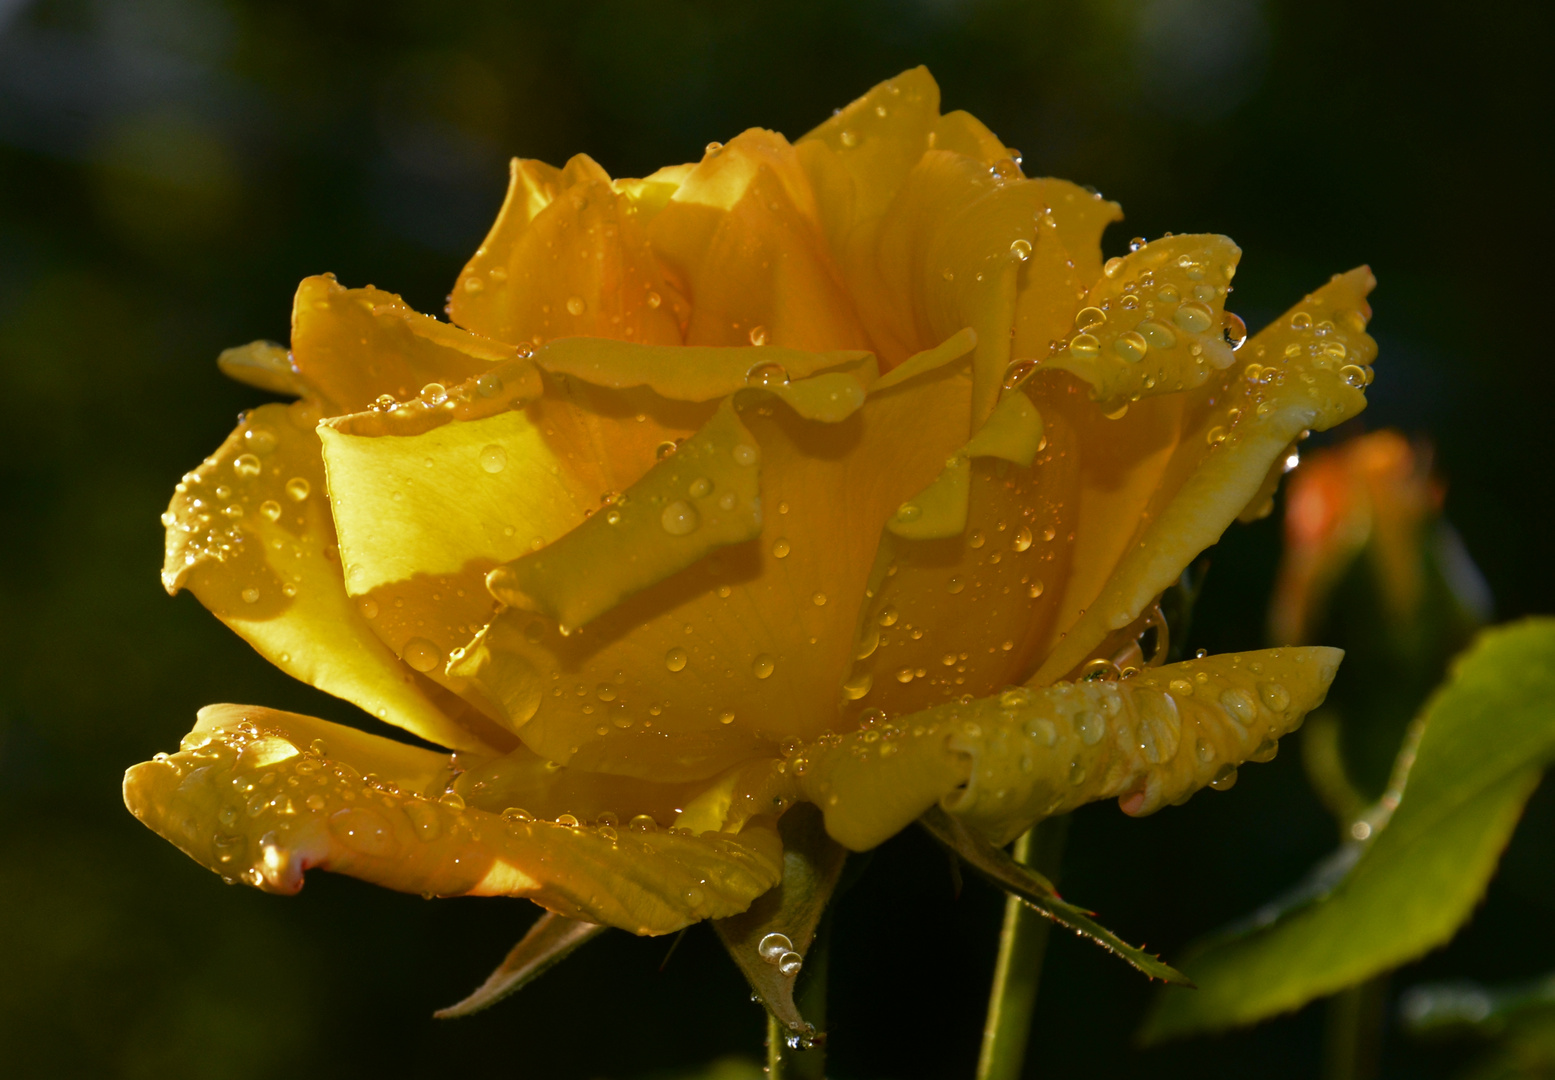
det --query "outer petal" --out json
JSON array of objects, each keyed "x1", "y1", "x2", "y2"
[
  {"x1": 1032, "y1": 268, "x2": 1378, "y2": 684},
  {"x1": 799, "y1": 647, "x2": 1341, "y2": 851},
  {"x1": 124, "y1": 705, "x2": 783, "y2": 935},
  {"x1": 289, "y1": 275, "x2": 518, "y2": 413},
  {"x1": 647, "y1": 129, "x2": 873, "y2": 353},
  {"x1": 449, "y1": 154, "x2": 686, "y2": 348},
  {"x1": 162, "y1": 400, "x2": 504, "y2": 753},
  {"x1": 454, "y1": 350, "x2": 980, "y2": 781}
]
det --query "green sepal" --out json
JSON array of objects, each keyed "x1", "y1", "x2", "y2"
[
  {"x1": 435, "y1": 912, "x2": 609, "y2": 1019},
  {"x1": 714, "y1": 806, "x2": 849, "y2": 1043},
  {"x1": 918, "y1": 806, "x2": 1190, "y2": 984}
]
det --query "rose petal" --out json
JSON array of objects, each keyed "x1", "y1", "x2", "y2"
[
  {"x1": 449, "y1": 155, "x2": 687, "y2": 348},
  {"x1": 1034, "y1": 268, "x2": 1376, "y2": 682},
  {"x1": 124, "y1": 705, "x2": 783, "y2": 935},
  {"x1": 455, "y1": 355, "x2": 978, "y2": 781},
  {"x1": 648, "y1": 129, "x2": 874, "y2": 353},
  {"x1": 799, "y1": 646, "x2": 1341, "y2": 850},
  {"x1": 289, "y1": 275, "x2": 517, "y2": 413},
  {"x1": 162, "y1": 401, "x2": 505, "y2": 753}
]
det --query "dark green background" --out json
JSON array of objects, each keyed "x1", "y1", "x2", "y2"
[{"x1": 2, "y1": 1, "x2": 1550, "y2": 1076}]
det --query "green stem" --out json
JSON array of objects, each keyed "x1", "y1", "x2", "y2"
[
  {"x1": 1323, "y1": 973, "x2": 1387, "y2": 1080},
  {"x1": 976, "y1": 816, "x2": 1070, "y2": 1080},
  {"x1": 766, "y1": 914, "x2": 829, "y2": 1080}
]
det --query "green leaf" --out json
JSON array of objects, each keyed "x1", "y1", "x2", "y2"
[
  {"x1": 435, "y1": 912, "x2": 608, "y2": 1018},
  {"x1": 918, "y1": 807, "x2": 1189, "y2": 984},
  {"x1": 713, "y1": 805, "x2": 848, "y2": 1045},
  {"x1": 1141, "y1": 618, "x2": 1555, "y2": 1041}
]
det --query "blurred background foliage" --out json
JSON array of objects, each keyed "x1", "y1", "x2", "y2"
[{"x1": 1, "y1": 0, "x2": 1551, "y2": 1076}]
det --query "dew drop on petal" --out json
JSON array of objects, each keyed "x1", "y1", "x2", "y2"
[
  {"x1": 661, "y1": 501, "x2": 700, "y2": 536},
  {"x1": 402, "y1": 638, "x2": 442, "y2": 673},
  {"x1": 771, "y1": 537, "x2": 791, "y2": 559},
  {"x1": 233, "y1": 453, "x2": 262, "y2": 478},
  {"x1": 759, "y1": 933, "x2": 793, "y2": 962},
  {"x1": 285, "y1": 477, "x2": 311, "y2": 501},
  {"x1": 479, "y1": 444, "x2": 508, "y2": 473},
  {"x1": 260, "y1": 500, "x2": 282, "y2": 522},
  {"x1": 665, "y1": 647, "x2": 688, "y2": 672},
  {"x1": 329, "y1": 807, "x2": 396, "y2": 856},
  {"x1": 752, "y1": 654, "x2": 775, "y2": 679}
]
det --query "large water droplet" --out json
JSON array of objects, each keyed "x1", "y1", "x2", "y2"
[
  {"x1": 1258, "y1": 682, "x2": 1291, "y2": 712},
  {"x1": 777, "y1": 952, "x2": 803, "y2": 977},
  {"x1": 661, "y1": 501, "x2": 700, "y2": 536},
  {"x1": 566, "y1": 296, "x2": 586, "y2": 316},
  {"x1": 759, "y1": 933, "x2": 793, "y2": 962},
  {"x1": 480, "y1": 444, "x2": 508, "y2": 473},
  {"x1": 841, "y1": 671, "x2": 873, "y2": 700},
  {"x1": 771, "y1": 537, "x2": 791, "y2": 558},
  {"x1": 1114, "y1": 331, "x2": 1148, "y2": 363},
  {"x1": 285, "y1": 477, "x2": 311, "y2": 501},
  {"x1": 665, "y1": 647, "x2": 688, "y2": 672},
  {"x1": 403, "y1": 638, "x2": 442, "y2": 673},
  {"x1": 1219, "y1": 687, "x2": 1258, "y2": 725},
  {"x1": 752, "y1": 654, "x2": 775, "y2": 679},
  {"x1": 233, "y1": 453, "x2": 262, "y2": 478}
]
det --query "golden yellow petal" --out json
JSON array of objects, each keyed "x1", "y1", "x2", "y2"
[
  {"x1": 288, "y1": 275, "x2": 517, "y2": 413},
  {"x1": 455, "y1": 358, "x2": 978, "y2": 781},
  {"x1": 450, "y1": 155, "x2": 686, "y2": 347},
  {"x1": 162, "y1": 401, "x2": 504, "y2": 753},
  {"x1": 1008, "y1": 183, "x2": 1124, "y2": 362},
  {"x1": 837, "y1": 384, "x2": 1080, "y2": 725},
  {"x1": 647, "y1": 129, "x2": 873, "y2": 353},
  {"x1": 1044, "y1": 234, "x2": 1242, "y2": 404},
  {"x1": 1033, "y1": 268, "x2": 1377, "y2": 683},
  {"x1": 216, "y1": 340, "x2": 305, "y2": 397},
  {"x1": 801, "y1": 647, "x2": 1340, "y2": 851},
  {"x1": 124, "y1": 705, "x2": 783, "y2": 934},
  {"x1": 486, "y1": 401, "x2": 765, "y2": 632}
]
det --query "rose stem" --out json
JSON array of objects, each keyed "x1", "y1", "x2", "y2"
[{"x1": 976, "y1": 815, "x2": 1070, "y2": 1080}]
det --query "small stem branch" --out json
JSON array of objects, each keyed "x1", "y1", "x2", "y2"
[
  {"x1": 766, "y1": 914, "x2": 830, "y2": 1080},
  {"x1": 976, "y1": 816, "x2": 1070, "y2": 1080}
]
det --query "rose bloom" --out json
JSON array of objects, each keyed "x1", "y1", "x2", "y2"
[{"x1": 128, "y1": 69, "x2": 1371, "y2": 939}]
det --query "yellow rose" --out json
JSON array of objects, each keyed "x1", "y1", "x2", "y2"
[{"x1": 128, "y1": 68, "x2": 1368, "y2": 941}]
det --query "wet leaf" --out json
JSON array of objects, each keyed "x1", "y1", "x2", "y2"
[
  {"x1": 714, "y1": 806, "x2": 848, "y2": 1041},
  {"x1": 918, "y1": 806, "x2": 1188, "y2": 984},
  {"x1": 436, "y1": 912, "x2": 608, "y2": 1019},
  {"x1": 1142, "y1": 618, "x2": 1555, "y2": 1040}
]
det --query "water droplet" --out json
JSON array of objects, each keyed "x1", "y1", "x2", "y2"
[
  {"x1": 752, "y1": 654, "x2": 775, "y2": 679},
  {"x1": 645, "y1": 290, "x2": 662, "y2": 309},
  {"x1": 403, "y1": 638, "x2": 442, "y2": 673},
  {"x1": 733, "y1": 444, "x2": 759, "y2": 466},
  {"x1": 1168, "y1": 678, "x2": 1193, "y2": 697},
  {"x1": 1219, "y1": 687, "x2": 1258, "y2": 725},
  {"x1": 358, "y1": 597, "x2": 379, "y2": 620},
  {"x1": 630, "y1": 814, "x2": 658, "y2": 832},
  {"x1": 759, "y1": 933, "x2": 794, "y2": 962},
  {"x1": 661, "y1": 501, "x2": 700, "y2": 536},
  {"x1": 895, "y1": 667, "x2": 915, "y2": 684},
  {"x1": 1174, "y1": 302, "x2": 1214, "y2": 333},
  {"x1": 1009, "y1": 238, "x2": 1032, "y2": 262},
  {"x1": 233, "y1": 453, "x2": 262, "y2": 478},
  {"x1": 1290, "y1": 311, "x2": 1312, "y2": 331},
  {"x1": 1206, "y1": 425, "x2": 1228, "y2": 446},
  {"x1": 285, "y1": 477, "x2": 310, "y2": 501},
  {"x1": 556, "y1": 812, "x2": 580, "y2": 827},
  {"x1": 1114, "y1": 331, "x2": 1148, "y2": 363},
  {"x1": 1068, "y1": 333, "x2": 1100, "y2": 360},
  {"x1": 1069, "y1": 759, "x2": 1088, "y2": 785},
  {"x1": 329, "y1": 807, "x2": 396, "y2": 856},
  {"x1": 777, "y1": 952, "x2": 803, "y2": 976},
  {"x1": 1258, "y1": 682, "x2": 1291, "y2": 712},
  {"x1": 468, "y1": 442, "x2": 509, "y2": 475},
  {"x1": 1103, "y1": 256, "x2": 1125, "y2": 278},
  {"x1": 242, "y1": 587, "x2": 260, "y2": 604},
  {"x1": 1222, "y1": 311, "x2": 1248, "y2": 350},
  {"x1": 839, "y1": 129, "x2": 859, "y2": 148},
  {"x1": 771, "y1": 537, "x2": 791, "y2": 558},
  {"x1": 719, "y1": 710, "x2": 735, "y2": 725},
  {"x1": 747, "y1": 324, "x2": 770, "y2": 347},
  {"x1": 260, "y1": 499, "x2": 282, "y2": 522},
  {"x1": 1138, "y1": 321, "x2": 1177, "y2": 349},
  {"x1": 1025, "y1": 716, "x2": 1057, "y2": 745},
  {"x1": 419, "y1": 382, "x2": 447, "y2": 406},
  {"x1": 566, "y1": 296, "x2": 586, "y2": 316},
  {"x1": 684, "y1": 886, "x2": 705, "y2": 908},
  {"x1": 688, "y1": 476, "x2": 713, "y2": 498},
  {"x1": 1209, "y1": 765, "x2": 1238, "y2": 791},
  {"x1": 655, "y1": 440, "x2": 680, "y2": 460},
  {"x1": 1074, "y1": 306, "x2": 1107, "y2": 332},
  {"x1": 878, "y1": 606, "x2": 899, "y2": 627},
  {"x1": 1341, "y1": 364, "x2": 1367, "y2": 388},
  {"x1": 1075, "y1": 710, "x2": 1105, "y2": 745},
  {"x1": 842, "y1": 671, "x2": 873, "y2": 700}
]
